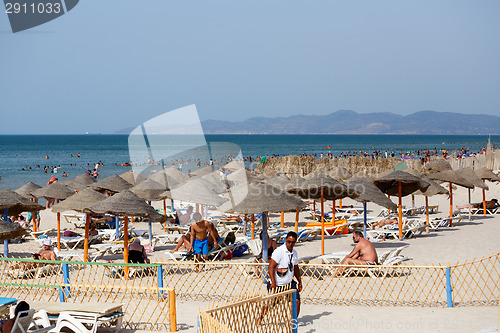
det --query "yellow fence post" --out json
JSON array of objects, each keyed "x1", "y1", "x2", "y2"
[{"x1": 169, "y1": 289, "x2": 177, "y2": 332}]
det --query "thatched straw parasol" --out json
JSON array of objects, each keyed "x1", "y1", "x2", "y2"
[
  {"x1": 120, "y1": 170, "x2": 146, "y2": 185},
  {"x1": 472, "y1": 167, "x2": 500, "y2": 216},
  {"x1": 0, "y1": 220, "x2": 27, "y2": 241},
  {"x1": 190, "y1": 166, "x2": 214, "y2": 177},
  {"x1": 264, "y1": 175, "x2": 291, "y2": 191},
  {"x1": 413, "y1": 177, "x2": 449, "y2": 232},
  {"x1": 62, "y1": 173, "x2": 96, "y2": 191},
  {"x1": 221, "y1": 160, "x2": 245, "y2": 172},
  {"x1": 427, "y1": 170, "x2": 474, "y2": 218},
  {"x1": 188, "y1": 175, "x2": 227, "y2": 195},
  {"x1": 90, "y1": 174, "x2": 133, "y2": 193},
  {"x1": 475, "y1": 168, "x2": 500, "y2": 182},
  {"x1": 148, "y1": 169, "x2": 188, "y2": 189},
  {"x1": 345, "y1": 177, "x2": 397, "y2": 236},
  {"x1": 374, "y1": 171, "x2": 430, "y2": 239},
  {"x1": 226, "y1": 168, "x2": 264, "y2": 184},
  {"x1": 0, "y1": 189, "x2": 44, "y2": 215},
  {"x1": 286, "y1": 174, "x2": 355, "y2": 254},
  {"x1": 51, "y1": 188, "x2": 106, "y2": 261},
  {"x1": 15, "y1": 182, "x2": 42, "y2": 199},
  {"x1": 51, "y1": 188, "x2": 106, "y2": 213},
  {"x1": 130, "y1": 179, "x2": 168, "y2": 202},
  {"x1": 166, "y1": 180, "x2": 228, "y2": 207},
  {"x1": 218, "y1": 183, "x2": 306, "y2": 262},
  {"x1": 85, "y1": 190, "x2": 165, "y2": 268},
  {"x1": 455, "y1": 168, "x2": 488, "y2": 190},
  {"x1": 31, "y1": 182, "x2": 74, "y2": 200},
  {"x1": 0, "y1": 189, "x2": 43, "y2": 256},
  {"x1": 424, "y1": 159, "x2": 452, "y2": 174},
  {"x1": 328, "y1": 167, "x2": 353, "y2": 181}
]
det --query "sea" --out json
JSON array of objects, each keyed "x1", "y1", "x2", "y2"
[{"x1": 0, "y1": 134, "x2": 498, "y2": 191}]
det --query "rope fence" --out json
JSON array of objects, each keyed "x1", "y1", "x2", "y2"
[{"x1": 0, "y1": 252, "x2": 498, "y2": 330}]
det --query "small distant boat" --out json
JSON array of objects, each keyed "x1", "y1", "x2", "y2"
[{"x1": 324, "y1": 146, "x2": 331, "y2": 149}]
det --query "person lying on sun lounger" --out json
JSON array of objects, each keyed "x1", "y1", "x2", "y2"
[
  {"x1": 457, "y1": 198, "x2": 498, "y2": 210},
  {"x1": 334, "y1": 231, "x2": 378, "y2": 277},
  {"x1": 370, "y1": 218, "x2": 398, "y2": 230}
]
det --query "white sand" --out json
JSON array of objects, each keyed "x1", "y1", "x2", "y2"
[{"x1": 5, "y1": 178, "x2": 500, "y2": 332}]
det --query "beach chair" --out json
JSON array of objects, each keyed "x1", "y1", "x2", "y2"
[
  {"x1": 343, "y1": 256, "x2": 406, "y2": 278},
  {"x1": 53, "y1": 310, "x2": 124, "y2": 333},
  {"x1": 30, "y1": 229, "x2": 55, "y2": 241},
  {"x1": 10, "y1": 309, "x2": 55, "y2": 333},
  {"x1": 246, "y1": 239, "x2": 262, "y2": 256},
  {"x1": 62, "y1": 214, "x2": 86, "y2": 229}
]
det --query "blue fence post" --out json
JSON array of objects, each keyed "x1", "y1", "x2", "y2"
[
  {"x1": 446, "y1": 267, "x2": 453, "y2": 307},
  {"x1": 197, "y1": 314, "x2": 200, "y2": 333},
  {"x1": 292, "y1": 291, "x2": 298, "y2": 333},
  {"x1": 3, "y1": 208, "x2": 9, "y2": 258},
  {"x1": 63, "y1": 263, "x2": 71, "y2": 300},
  {"x1": 157, "y1": 265, "x2": 164, "y2": 298}
]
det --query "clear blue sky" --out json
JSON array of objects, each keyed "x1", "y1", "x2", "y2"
[{"x1": 1, "y1": 0, "x2": 499, "y2": 134}]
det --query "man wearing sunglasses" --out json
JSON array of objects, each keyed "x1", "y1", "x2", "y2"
[{"x1": 268, "y1": 231, "x2": 302, "y2": 315}]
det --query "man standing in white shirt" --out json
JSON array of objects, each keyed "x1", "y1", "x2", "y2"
[{"x1": 268, "y1": 231, "x2": 302, "y2": 315}]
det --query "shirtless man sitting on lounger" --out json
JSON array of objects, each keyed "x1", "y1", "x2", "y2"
[
  {"x1": 188, "y1": 213, "x2": 219, "y2": 262},
  {"x1": 12, "y1": 239, "x2": 57, "y2": 270},
  {"x1": 334, "y1": 231, "x2": 378, "y2": 276}
]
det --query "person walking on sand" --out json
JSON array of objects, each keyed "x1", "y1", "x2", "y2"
[
  {"x1": 334, "y1": 230, "x2": 378, "y2": 277},
  {"x1": 268, "y1": 231, "x2": 302, "y2": 315}
]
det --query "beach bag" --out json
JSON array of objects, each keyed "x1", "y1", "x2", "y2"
[{"x1": 232, "y1": 244, "x2": 248, "y2": 257}]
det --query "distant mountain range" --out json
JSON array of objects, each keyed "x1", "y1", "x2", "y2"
[
  {"x1": 200, "y1": 110, "x2": 500, "y2": 135},
  {"x1": 114, "y1": 110, "x2": 500, "y2": 135}
]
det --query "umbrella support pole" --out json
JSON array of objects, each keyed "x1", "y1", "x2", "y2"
[
  {"x1": 295, "y1": 208, "x2": 299, "y2": 233},
  {"x1": 482, "y1": 179, "x2": 487, "y2": 215},
  {"x1": 3, "y1": 208, "x2": 8, "y2": 258},
  {"x1": 339, "y1": 198, "x2": 342, "y2": 209},
  {"x1": 124, "y1": 216, "x2": 129, "y2": 280},
  {"x1": 425, "y1": 197, "x2": 430, "y2": 233},
  {"x1": 398, "y1": 182, "x2": 403, "y2": 240},
  {"x1": 281, "y1": 211, "x2": 285, "y2": 229},
  {"x1": 321, "y1": 188, "x2": 325, "y2": 255},
  {"x1": 449, "y1": 183, "x2": 453, "y2": 221},
  {"x1": 332, "y1": 200, "x2": 336, "y2": 222},
  {"x1": 115, "y1": 216, "x2": 120, "y2": 240},
  {"x1": 83, "y1": 214, "x2": 90, "y2": 262},
  {"x1": 468, "y1": 189, "x2": 472, "y2": 222},
  {"x1": 251, "y1": 214, "x2": 255, "y2": 240},
  {"x1": 57, "y1": 212, "x2": 61, "y2": 251},
  {"x1": 363, "y1": 202, "x2": 367, "y2": 238}
]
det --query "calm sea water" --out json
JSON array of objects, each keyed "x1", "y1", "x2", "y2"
[{"x1": 0, "y1": 134, "x2": 498, "y2": 191}]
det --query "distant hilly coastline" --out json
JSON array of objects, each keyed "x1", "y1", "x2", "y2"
[
  {"x1": 201, "y1": 110, "x2": 500, "y2": 135},
  {"x1": 114, "y1": 110, "x2": 500, "y2": 135}
]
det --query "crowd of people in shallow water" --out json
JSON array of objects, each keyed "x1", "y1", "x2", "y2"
[{"x1": 11, "y1": 142, "x2": 498, "y2": 181}]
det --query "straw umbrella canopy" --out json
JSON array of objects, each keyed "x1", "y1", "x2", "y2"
[
  {"x1": 414, "y1": 177, "x2": 450, "y2": 231},
  {"x1": 0, "y1": 220, "x2": 27, "y2": 241},
  {"x1": 51, "y1": 188, "x2": 106, "y2": 261},
  {"x1": 264, "y1": 175, "x2": 291, "y2": 191},
  {"x1": 0, "y1": 189, "x2": 44, "y2": 215},
  {"x1": 0, "y1": 189, "x2": 43, "y2": 256},
  {"x1": 197, "y1": 172, "x2": 228, "y2": 194},
  {"x1": 475, "y1": 168, "x2": 500, "y2": 182},
  {"x1": 286, "y1": 174, "x2": 356, "y2": 254},
  {"x1": 62, "y1": 173, "x2": 96, "y2": 191},
  {"x1": 165, "y1": 180, "x2": 228, "y2": 207},
  {"x1": 51, "y1": 188, "x2": 106, "y2": 214},
  {"x1": 120, "y1": 170, "x2": 146, "y2": 186},
  {"x1": 374, "y1": 171, "x2": 430, "y2": 239},
  {"x1": 90, "y1": 174, "x2": 133, "y2": 193},
  {"x1": 455, "y1": 168, "x2": 488, "y2": 190},
  {"x1": 345, "y1": 177, "x2": 397, "y2": 236},
  {"x1": 472, "y1": 167, "x2": 500, "y2": 216},
  {"x1": 328, "y1": 167, "x2": 353, "y2": 181},
  {"x1": 85, "y1": 190, "x2": 165, "y2": 266},
  {"x1": 15, "y1": 182, "x2": 42, "y2": 199},
  {"x1": 218, "y1": 183, "x2": 306, "y2": 262},
  {"x1": 424, "y1": 159, "x2": 453, "y2": 173},
  {"x1": 148, "y1": 169, "x2": 188, "y2": 189},
  {"x1": 130, "y1": 179, "x2": 168, "y2": 202},
  {"x1": 427, "y1": 170, "x2": 474, "y2": 218},
  {"x1": 221, "y1": 160, "x2": 245, "y2": 172},
  {"x1": 31, "y1": 182, "x2": 75, "y2": 201},
  {"x1": 190, "y1": 166, "x2": 214, "y2": 177},
  {"x1": 226, "y1": 168, "x2": 264, "y2": 184}
]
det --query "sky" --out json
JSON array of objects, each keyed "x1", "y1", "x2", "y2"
[{"x1": 0, "y1": 0, "x2": 499, "y2": 134}]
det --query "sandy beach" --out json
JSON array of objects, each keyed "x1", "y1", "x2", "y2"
[{"x1": 4, "y1": 173, "x2": 500, "y2": 333}]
